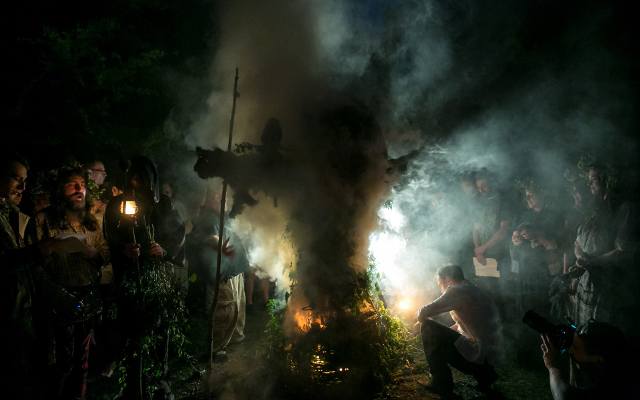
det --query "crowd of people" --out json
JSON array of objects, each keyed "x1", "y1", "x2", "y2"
[
  {"x1": 2, "y1": 147, "x2": 639, "y2": 400},
  {"x1": 0, "y1": 152, "x2": 273, "y2": 399},
  {"x1": 417, "y1": 163, "x2": 639, "y2": 399}
]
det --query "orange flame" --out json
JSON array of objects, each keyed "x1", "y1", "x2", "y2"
[{"x1": 293, "y1": 309, "x2": 327, "y2": 333}]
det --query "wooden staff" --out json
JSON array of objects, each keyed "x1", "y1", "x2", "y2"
[{"x1": 209, "y1": 67, "x2": 239, "y2": 367}]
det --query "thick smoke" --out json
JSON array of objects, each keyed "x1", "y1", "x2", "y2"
[
  {"x1": 229, "y1": 193, "x2": 297, "y2": 292},
  {"x1": 185, "y1": 0, "x2": 392, "y2": 324},
  {"x1": 364, "y1": 1, "x2": 639, "y2": 314},
  {"x1": 181, "y1": 0, "x2": 638, "y2": 326},
  {"x1": 185, "y1": 0, "x2": 322, "y2": 296}
]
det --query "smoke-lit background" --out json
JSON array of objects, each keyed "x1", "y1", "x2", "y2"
[
  {"x1": 178, "y1": 0, "x2": 640, "y2": 317},
  {"x1": 6, "y1": 0, "x2": 640, "y2": 316},
  {"x1": 4, "y1": 1, "x2": 640, "y2": 399}
]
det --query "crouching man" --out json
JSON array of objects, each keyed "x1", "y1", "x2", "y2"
[{"x1": 418, "y1": 265, "x2": 501, "y2": 398}]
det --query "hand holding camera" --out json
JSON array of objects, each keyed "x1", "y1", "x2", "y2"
[
  {"x1": 540, "y1": 334, "x2": 560, "y2": 370},
  {"x1": 523, "y1": 310, "x2": 576, "y2": 355}
]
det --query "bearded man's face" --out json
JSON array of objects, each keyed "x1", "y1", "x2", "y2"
[
  {"x1": 1, "y1": 162, "x2": 28, "y2": 207},
  {"x1": 63, "y1": 175, "x2": 87, "y2": 210}
]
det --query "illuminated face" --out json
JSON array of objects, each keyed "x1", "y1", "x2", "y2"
[
  {"x1": 88, "y1": 162, "x2": 107, "y2": 186},
  {"x1": 587, "y1": 168, "x2": 604, "y2": 198},
  {"x1": 436, "y1": 276, "x2": 451, "y2": 293},
  {"x1": 111, "y1": 185, "x2": 123, "y2": 197},
  {"x1": 63, "y1": 175, "x2": 87, "y2": 210},
  {"x1": 1, "y1": 162, "x2": 28, "y2": 207}
]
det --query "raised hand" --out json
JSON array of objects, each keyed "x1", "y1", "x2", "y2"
[{"x1": 540, "y1": 334, "x2": 560, "y2": 370}]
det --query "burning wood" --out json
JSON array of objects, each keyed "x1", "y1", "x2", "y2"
[{"x1": 293, "y1": 307, "x2": 329, "y2": 333}]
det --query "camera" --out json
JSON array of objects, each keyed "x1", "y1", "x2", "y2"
[{"x1": 522, "y1": 310, "x2": 576, "y2": 354}]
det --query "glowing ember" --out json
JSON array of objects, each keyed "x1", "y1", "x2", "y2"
[{"x1": 308, "y1": 344, "x2": 349, "y2": 384}]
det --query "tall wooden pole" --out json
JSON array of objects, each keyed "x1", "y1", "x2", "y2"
[{"x1": 209, "y1": 67, "x2": 239, "y2": 367}]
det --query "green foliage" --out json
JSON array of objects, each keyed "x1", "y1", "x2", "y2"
[
  {"x1": 117, "y1": 258, "x2": 188, "y2": 396},
  {"x1": 265, "y1": 264, "x2": 410, "y2": 398},
  {"x1": 9, "y1": 0, "x2": 216, "y2": 164},
  {"x1": 265, "y1": 299, "x2": 288, "y2": 362},
  {"x1": 86, "y1": 178, "x2": 106, "y2": 202},
  {"x1": 353, "y1": 263, "x2": 411, "y2": 380}
]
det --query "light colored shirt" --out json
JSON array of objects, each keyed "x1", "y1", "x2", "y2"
[
  {"x1": 419, "y1": 280, "x2": 500, "y2": 363},
  {"x1": 32, "y1": 212, "x2": 109, "y2": 287}
]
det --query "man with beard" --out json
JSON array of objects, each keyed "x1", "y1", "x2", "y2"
[
  {"x1": 572, "y1": 164, "x2": 637, "y2": 333},
  {"x1": 26, "y1": 167, "x2": 109, "y2": 399},
  {"x1": 566, "y1": 162, "x2": 639, "y2": 387}
]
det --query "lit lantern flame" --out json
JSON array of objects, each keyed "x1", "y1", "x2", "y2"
[{"x1": 120, "y1": 200, "x2": 138, "y2": 216}]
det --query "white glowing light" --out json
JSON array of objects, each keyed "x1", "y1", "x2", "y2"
[
  {"x1": 378, "y1": 206, "x2": 406, "y2": 231},
  {"x1": 120, "y1": 200, "x2": 138, "y2": 215},
  {"x1": 397, "y1": 297, "x2": 412, "y2": 312},
  {"x1": 368, "y1": 231, "x2": 408, "y2": 287}
]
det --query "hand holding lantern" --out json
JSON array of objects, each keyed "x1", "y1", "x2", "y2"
[{"x1": 120, "y1": 197, "x2": 141, "y2": 259}]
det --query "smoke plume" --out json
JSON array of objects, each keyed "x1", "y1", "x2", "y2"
[{"x1": 180, "y1": 0, "x2": 638, "y2": 326}]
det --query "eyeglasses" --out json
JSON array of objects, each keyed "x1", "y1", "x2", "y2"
[{"x1": 89, "y1": 169, "x2": 107, "y2": 176}]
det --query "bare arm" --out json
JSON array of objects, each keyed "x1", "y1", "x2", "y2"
[
  {"x1": 418, "y1": 289, "x2": 460, "y2": 323},
  {"x1": 474, "y1": 220, "x2": 510, "y2": 265},
  {"x1": 542, "y1": 334, "x2": 570, "y2": 400},
  {"x1": 472, "y1": 224, "x2": 481, "y2": 248},
  {"x1": 548, "y1": 367, "x2": 570, "y2": 400}
]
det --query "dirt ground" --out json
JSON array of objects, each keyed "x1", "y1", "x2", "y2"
[{"x1": 167, "y1": 310, "x2": 553, "y2": 400}]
